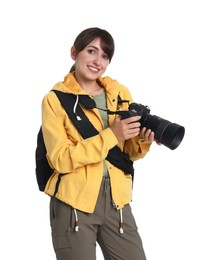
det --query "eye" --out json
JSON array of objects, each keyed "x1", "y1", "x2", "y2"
[
  {"x1": 88, "y1": 49, "x2": 96, "y2": 55},
  {"x1": 103, "y1": 54, "x2": 109, "y2": 60}
]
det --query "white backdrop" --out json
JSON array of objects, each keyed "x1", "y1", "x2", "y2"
[{"x1": 0, "y1": 0, "x2": 214, "y2": 259}]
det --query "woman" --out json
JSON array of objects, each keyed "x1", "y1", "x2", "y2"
[{"x1": 42, "y1": 27, "x2": 156, "y2": 260}]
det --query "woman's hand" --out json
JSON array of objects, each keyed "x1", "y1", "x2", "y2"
[
  {"x1": 110, "y1": 116, "x2": 162, "y2": 145},
  {"x1": 110, "y1": 116, "x2": 141, "y2": 141},
  {"x1": 140, "y1": 127, "x2": 162, "y2": 145}
]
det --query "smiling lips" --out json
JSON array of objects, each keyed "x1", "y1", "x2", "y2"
[{"x1": 87, "y1": 65, "x2": 100, "y2": 72}]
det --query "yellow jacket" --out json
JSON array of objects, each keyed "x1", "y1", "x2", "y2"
[{"x1": 42, "y1": 72, "x2": 152, "y2": 213}]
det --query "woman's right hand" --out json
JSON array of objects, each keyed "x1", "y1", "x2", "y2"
[{"x1": 110, "y1": 116, "x2": 141, "y2": 141}]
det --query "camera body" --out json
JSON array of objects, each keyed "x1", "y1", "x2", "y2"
[
  {"x1": 119, "y1": 102, "x2": 150, "y2": 126},
  {"x1": 119, "y1": 102, "x2": 185, "y2": 150}
]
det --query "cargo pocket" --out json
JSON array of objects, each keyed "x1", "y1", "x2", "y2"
[
  {"x1": 52, "y1": 233, "x2": 72, "y2": 250},
  {"x1": 52, "y1": 234, "x2": 74, "y2": 260}
]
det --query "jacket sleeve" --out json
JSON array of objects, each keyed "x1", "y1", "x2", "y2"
[
  {"x1": 124, "y1": 137, "x2": 152, "y2": 161},
  {"x1": 42, "y1": 91, "x2": 118, "y2": 173}
]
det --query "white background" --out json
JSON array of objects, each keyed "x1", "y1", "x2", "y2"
[{"x1": 0, "y1": 0, "x2": 214, "y2": 259}]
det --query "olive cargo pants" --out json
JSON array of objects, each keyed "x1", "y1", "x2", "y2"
[{"x1": 50, "y1": 176, "x2": 147, "y2": 260}]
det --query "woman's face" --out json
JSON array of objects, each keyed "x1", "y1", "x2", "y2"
[{"x1": 71, "y1": 37, "x2": 110, "y2": 82}]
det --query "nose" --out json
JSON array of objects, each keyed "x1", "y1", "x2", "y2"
[{"x1": 93, "y1": 55, "x2": 102, "y2": 66}]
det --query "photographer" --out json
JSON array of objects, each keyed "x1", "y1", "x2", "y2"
[{"x1": 41, "y1": 27, "x2": 159, "y2": 260}]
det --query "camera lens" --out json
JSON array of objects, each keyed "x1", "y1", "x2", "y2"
[{"x1": 142, "y1": 115, "x2": 185, "y2": 150}]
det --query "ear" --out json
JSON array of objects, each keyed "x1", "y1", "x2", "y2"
[{"x1": 70, "y1": 46, "x2": 76, "y2": 60}]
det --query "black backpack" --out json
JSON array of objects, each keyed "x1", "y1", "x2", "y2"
[
  {"x1": 35, "y1": 126, "x2": 54, "y2": 191},
  {"x1": 35, "y1": 90, "x2": 134, "y2": 192}
]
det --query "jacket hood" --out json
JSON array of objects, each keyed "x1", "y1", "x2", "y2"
[{"x1": 52, "y1": 72, "x2": 121, "y2": 97}]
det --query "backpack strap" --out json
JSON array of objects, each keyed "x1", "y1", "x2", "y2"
[{"x1": 52, "y1": 90, "x2": 134, "y2": 176}]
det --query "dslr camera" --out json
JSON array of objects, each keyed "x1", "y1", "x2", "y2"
[{"x1": 119, "y1": 102, "x2": 185, "y2": 150}]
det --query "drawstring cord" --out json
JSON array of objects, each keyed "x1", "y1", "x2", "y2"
[
  {"x1": 70, "y1": 197, "x2": 124, "y2": 235},
  {"x1": 73, "y1": 208, "x2": 79, "y2": 232},
  {"x1": 73, "y1": 95, "x2": 82, "y2": 121},
  {"x1": 119, "y1": 208, "x2": 124, "y2": 234},
  {"x1": 68, "y1": 208, "x2": 79, "y2": 232}
]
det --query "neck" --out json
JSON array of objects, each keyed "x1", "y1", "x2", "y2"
[
  {"x1": 74, "y1": 73, "x2": 104, "y2": 96},
  {"x1": 81, "y1": 81, "x2": 104, "y2": 96}
]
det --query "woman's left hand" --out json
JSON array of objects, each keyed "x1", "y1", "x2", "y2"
[{"x1": 140, "y1": 127, "x2": 162, "y2": 145}]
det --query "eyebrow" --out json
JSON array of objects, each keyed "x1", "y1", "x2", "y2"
[
  {"x1": 87, "y1": 45, "x2": 108, "y2": 55},
  {"x1": 87, "y1": 45, "x2": 98, "y2": 49}
]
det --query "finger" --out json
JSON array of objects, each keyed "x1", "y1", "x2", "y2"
[
  {"x1": 144, "y1": 129, "x2": 151, "y2": 139},
  {"x1": 156, "y1": 141, "x2": 162, "y2": 145},
  {"x1": 140, "y1": 127, "x2": 146, "y2": 135},
  {"x1": 149, "y1": 131, "x2": 155, "y2": 142},
  {"x1": 126, "y1": 128, "x2": 140, "y2": 139},
  {"x1": 144, "y1": 129, "x2": 154, "y2": 142},
  {"x1": 127, "y1": 121, "x2": 141, "y2": 129},
  {"x1": 121, "y1": 116, "x2": 141, "y2": 124}
]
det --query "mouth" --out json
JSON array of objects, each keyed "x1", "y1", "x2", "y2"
[{"x1": 87, "y1": 65, "x2": 100, "y2": 72}]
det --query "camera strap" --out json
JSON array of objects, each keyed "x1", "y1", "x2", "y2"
[
  {"x1": 52, "y1": 90, "x2": 134, "y2": 176},
  {"x1": 77, "y1": 92, "x2": 130, "y2": 116}
]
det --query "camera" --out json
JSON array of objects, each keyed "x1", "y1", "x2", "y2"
[{"x1": 119, "y1": 103, "x2": 185, "y2": 150}]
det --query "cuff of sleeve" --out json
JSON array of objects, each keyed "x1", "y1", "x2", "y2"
[{"x1": 138, "y1": 138, "x2": 152, "y2": 149}]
